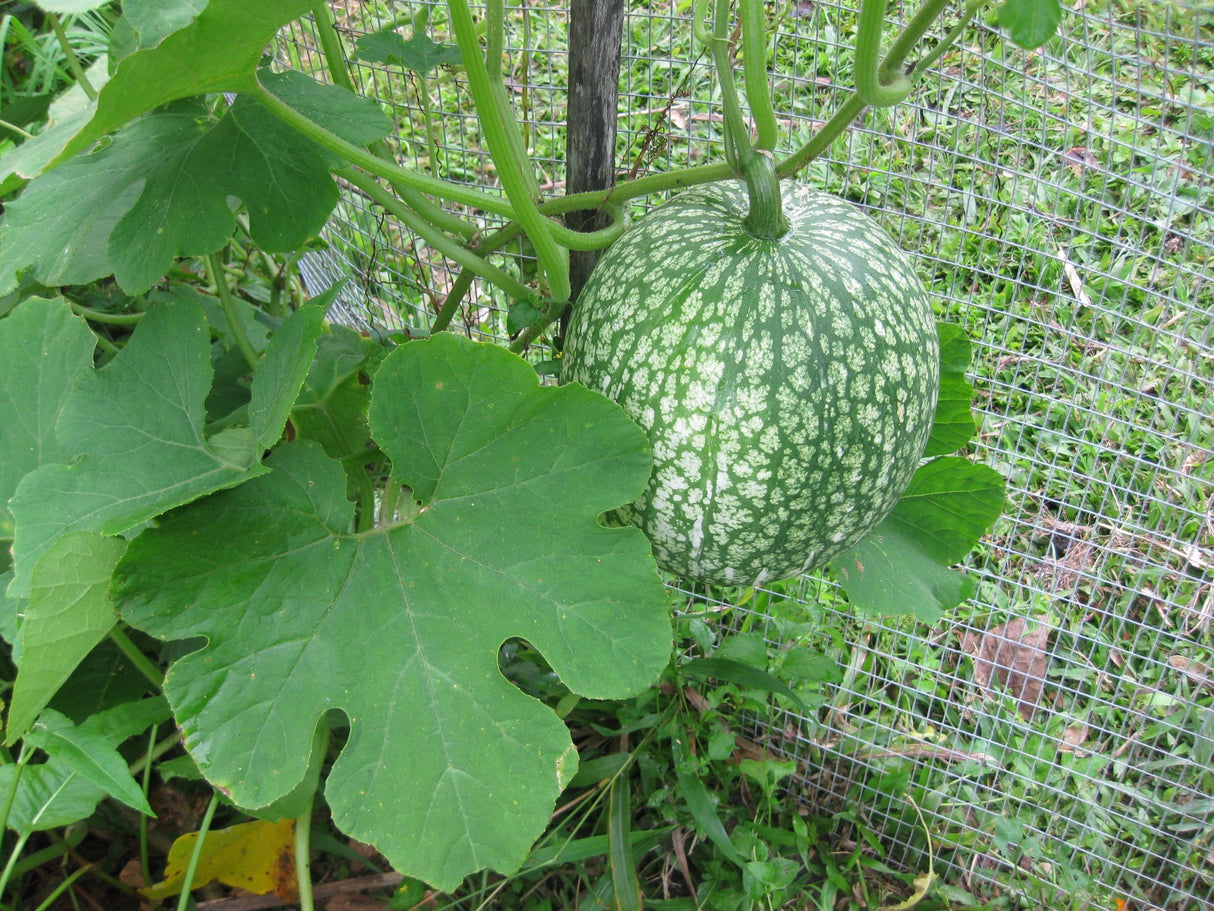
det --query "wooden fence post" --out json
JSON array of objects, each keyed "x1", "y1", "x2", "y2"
[{"x1": 564, "y1": 0, "x2": 626, "y2": 309}]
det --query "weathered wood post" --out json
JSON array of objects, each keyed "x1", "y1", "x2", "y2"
[{"x1": 564, "y1": 0, "x2": 626, "y2": 309}]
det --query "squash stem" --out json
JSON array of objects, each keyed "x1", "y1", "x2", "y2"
[
  {"x1": 446, "y1": 0, "x2": 571, "y2": 302},
  {"x1": 740, "y1": 0, "x2": 778, "y2": 152},
  {"x1": 741, "y1": 153, "x2": 790, "y2": 241},
  {"x1": 777, "y1": 0, "x2": 974, "y2": 178},
  {"x1": 854, "y1": 0, "x2": 913, "y2": 107},
  {"x1": 697, "y1": 0, "x2": 755, "y2": 174}
]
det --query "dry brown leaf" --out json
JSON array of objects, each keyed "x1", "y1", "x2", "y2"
[
  {"x1": 1059, "y1": 725, "x2": 1090, "y2": 755},
  {"x1": 1169, "y1": 654, "x2": 1214, "y2": 691},
  {"x1": 962, "y1": 618, "x2": 1051, "y2": 720}
]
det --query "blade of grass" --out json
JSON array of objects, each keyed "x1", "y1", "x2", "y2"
[
  {"x1": 175, "y1": 791, "x2": 220, "y2": 911},
  {"x1": 608, "y1": 776, "x2": 641, "y2": 911}
]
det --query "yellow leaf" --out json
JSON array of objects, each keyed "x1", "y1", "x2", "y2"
[
  {"x1": 141, "y1": 818, "x2": 297, "y2": 901},
  {"x1": 877, "y1": 795, "x2": 936, "y2": 911},
  {"x1": 876, "y1": 869, "x2": 936, "y2": 911}
]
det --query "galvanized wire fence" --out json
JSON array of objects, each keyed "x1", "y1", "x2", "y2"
[{"x1": 281, "y1": 2, "x2": 1213, "y2": 907}]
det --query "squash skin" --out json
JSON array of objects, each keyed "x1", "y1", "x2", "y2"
[{"x1": 562, "y1": 181, "x2": 940, "y2": 587}]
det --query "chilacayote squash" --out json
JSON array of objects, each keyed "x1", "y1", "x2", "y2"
[{"x1": 561, "y1": 180, "x2": 940, "y2": 587}]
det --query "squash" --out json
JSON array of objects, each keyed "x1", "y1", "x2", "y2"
[{"x1": 561, "y1": 180, "x2": 940, "y2": 586}]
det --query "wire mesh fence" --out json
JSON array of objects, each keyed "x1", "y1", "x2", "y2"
[{"x1": 280, "y1": 2, "x2": 1213, "y2": 906}]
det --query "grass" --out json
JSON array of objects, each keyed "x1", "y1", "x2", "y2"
[
  {"x1": 281, "y1": 1, "x2": 1213, "y2": 908},
  {"x1": 0, "y1": 3, "x2": 115, "y2": 146}
]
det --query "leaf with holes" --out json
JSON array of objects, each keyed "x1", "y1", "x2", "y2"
[{"x1": 113, "y1": 332, "x2": 671, "y2": 890}]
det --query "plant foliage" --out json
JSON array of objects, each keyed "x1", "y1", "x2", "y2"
[{"x1": 0, "y1": 0, "x2": 1062, "y2": 902}]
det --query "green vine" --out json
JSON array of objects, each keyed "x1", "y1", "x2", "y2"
[
  {"x1": 854, "y1": 0, "x2": 914, "y2": 107},
  {"x1": 446, "y1": 0, "x2": 570, "y2": 301},
  {"x1": 251, "y1": 1, "x2": 993, "y2": 340},
  {"x1": 740, "y1": 0, "x2": 778, "y2": 152}
]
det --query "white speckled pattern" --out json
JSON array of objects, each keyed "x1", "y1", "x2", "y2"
[{"x1": 563, "y1": 181, "x2": 940, "y2": 586}]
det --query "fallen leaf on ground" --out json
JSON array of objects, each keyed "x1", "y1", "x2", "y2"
[
  {"x1": 962, "y1": 618, "x2": 1050, "y2": 720},
  {"x1": 141, "y1": 818, "x2": 296, "y2": 901}
]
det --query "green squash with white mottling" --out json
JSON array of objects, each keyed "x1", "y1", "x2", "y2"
[{"x1": 562, "y1": 180, "x2": 940, "y2": 587}]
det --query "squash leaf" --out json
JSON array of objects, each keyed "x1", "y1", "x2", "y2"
[
  {"x1": 0, "y1": 298, "x2": 95, "y2": 540},
  {"x1": 6, "y1": 533, "x2": 127, "y2": 744},
  {"x1": 997, "y1": 0, "x2": 1063, "y2": 50},
  {"x1": 52, "y1": 0, "x2": 317, "y2": 165},
  {"x1": 923, "y1": 322, "x2": 976, "y2": 458},
  {"x1": 354, "y1": 20, "x2": 463, "y2": 75},
  {"x1": 113, "y1": 333, "x2": 671, "y2": 890},
  {"x1": 8, "y1": 300, "x2": 324, "y2": 597},
  {"x1": 832, "y1": 458, "x2": 1005, "y2": 621},
  {"x1": 0, "y1": 74, "x2": 390, "y2": 294}
]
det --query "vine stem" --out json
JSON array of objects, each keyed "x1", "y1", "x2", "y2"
[
  {"x1": 294, "y1": 797, "x2": 317, "y2": 911},
  {"x1": 309, "y1": 3, "x2": 476, "y2": 239},
  {"x1": 337, "y1": 167, "x2": 534, "y2": 303},
  {"x1": 854, "y1": 0, "x2": 914, "y2": 107},
  {"x1": 309, "y1": 3, "x2": 356, "y2": 93},
  {"x1": 697, "y1": 0, "x2": 788, "y2": 240},
  {"x1": 775, "y1": 94, "x2": 866, "y2": 178},
  {"x1": 0, "y1": 834, "x2": 29, "y2": 905},
  {"x1": 108, "y1": 625, "x2": 165, "y2": 689},
  {"x1": 880, "y1": 0, "x2": 956, "y2": 80},
  {"x1": 69, "y1": 302, "x2": 144, "y2": 326},
  {"x1": 138, "y1": 725, "x2": 158, "y2": 890},
  {"x1": 550, "y1": 162, "x2": 734, "y2": 214},
  {"x1": 740, "y1": 0, "x2": 777, "y2": 151},
  {"x1": 440, "y1": 161, "x2": 730, "y2": 316},
  {"x1": 507, "y1": 298, "x2": 566, "y2": 354},
  {"x1": 176, "y1": 792, "x2": 220, "y2": 911},
  {"x1": 446, "y1": 0, "x2": 570, "y2": 301},
  {"x1": 0, "y1": 119, "x2": 33, "y2": 141},
  {"x1": 906, "y1": 0, "x2": 987, "y2": 80},
  {"x1": 206, "y1": 253, "x2": 260, "y2": 371},
  {"x1": 251, "y1": 77, "x2": 517, "y2": 220},
  {"x1": 701, "y1": 0, "x2": 756, "y2": 173},
  {"x1": 0, "y1": 745, "x2": 31, "y2": 902},
  {"x1": 777, "y1": 0, "x2": 981, "y2": 177},
  {"x1": 128, "y1": 729, "x2": 185, "y2": 780},
  {"x1": 741, "y1": 152, "x2": 790, "y2": 240},
  {"x1": 484, "y1": 0, "x2": 541, "y2": 199}
]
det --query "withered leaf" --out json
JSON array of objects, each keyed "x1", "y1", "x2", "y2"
[{"x1": 962, "y1": 618, "x2": 1050, "y2": 721}]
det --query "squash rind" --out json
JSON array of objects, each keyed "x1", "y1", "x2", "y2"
[{"x1": 562, "y1": 181, "x2": 940, "y2": 587}]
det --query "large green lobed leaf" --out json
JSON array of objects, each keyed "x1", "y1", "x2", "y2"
[
  {"x1": 0, "y1": 74, "x2": 391, "y2": 294},
  {"x1": 8, "y1": 299, "x2": 323, "y2": 597},
  {"x1": 831, "y1": 457, "x2": 1006, "y2": 620},
  {"x1": 0, "y1": 298, "x2": 96, "y2": 539},
  {"x1": 113, "y1": 333, "x2": 671, "y2": 890},
  {"x1": 53, "y1": 0, "x2": 317, "y2": 164}
]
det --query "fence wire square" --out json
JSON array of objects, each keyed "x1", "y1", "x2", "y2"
[{"x1": 280, "y1": 3, "x2": 1213, "y2": 906}]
